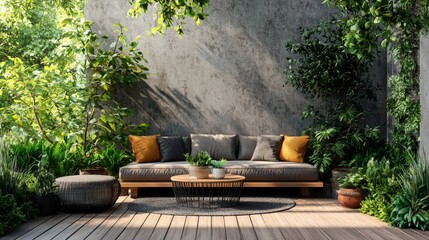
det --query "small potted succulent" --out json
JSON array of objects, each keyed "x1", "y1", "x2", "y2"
[
  {"x1": 210, "y1": 159, "x2": 228, "y2": 179},
  {"x1": 184, "y1": 151, "x2": 212, "y2": 179},
  {"x1": 337, "y1": 171, "x2": 366, "y2": 209}
]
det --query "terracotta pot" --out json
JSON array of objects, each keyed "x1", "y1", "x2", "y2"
[
  {"x1": 188, "y1": 166, "x2": 209, "y2": 179},
  {"x1": 79, "y1": 167, "x2": 108, "y2": 175},
  {"x1": 212, "y1": 168, "x2": 226, "y2": 179},
  {"x1": 332, "y1": 168, "x2": 352, "y2": 198},
  {"x1": 337, "y1": 188, "x2": 364, "y2": 209}
]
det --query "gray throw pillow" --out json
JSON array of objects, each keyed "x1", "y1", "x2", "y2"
[
  {"x1": 191, "y1": 134, "x2": 237, "y2": 160},
  {"x1": 238, "y1": 135, "x2": 258, "y2": 160},
  {"x1": 251, "y1": 135, "x2": 284, "y2": 161},
  {"x1": 157, "y1": 136, "x2": 186, "y2": 162}
]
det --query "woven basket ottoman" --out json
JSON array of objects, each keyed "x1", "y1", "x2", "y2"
[{"x1": 56, "y1": 175, "x2": 120, "y2": 212}]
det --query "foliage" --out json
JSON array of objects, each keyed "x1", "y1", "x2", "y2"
[
  {"x1": 26, "y1": 170, "x2": 58, "y2": 196},
  {"x1": 92, "y1": 143, "x2": 133, "y2": 178},
  {"x1": 339, "y1": 170, "x2": 366, "y2": 189},
  {"x1": 285, "y1": 20, "x2": 379, "y2": 173},
  {"x1": 324, "y1": 0, "x2": 429, "y2": 151},
  {"x1": 0, "y1": 192, "x2": 27, "y2": 236},
  {"x1": 360, "y1": 153, "x2": 409, "y2": 222},
  {"x1": 391, "y1": 155, "x2": 429, "y2": 230},
  {"x1": 185, "y1": 151, "x2": 212, "y2": 167},
  {"x1": 210, "y1": 159, "x2": 228, "y2": 169},
  {"x1": 0, "y1": 138, "x2": 37, "y2": 236},
  {"x1": 128, "y1": 0, "x2": 209, "y2": 35}
]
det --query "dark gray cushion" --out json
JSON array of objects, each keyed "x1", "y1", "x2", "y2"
[
  {"x1": 238, "y1": 135, "x2": 258, "y2": 160},
  {"x1": 251, "y1": 135, "x2": 283, "y2": 161},
  {"x1": 157, "y1": 136, "x2": 186, "y2": 162},
  {"x1": 191, "y1": 134, "x2": 237, "y2": 160}
]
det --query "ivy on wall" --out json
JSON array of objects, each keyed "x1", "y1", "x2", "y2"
[{"x1": 325, "y1": 0, "x2": 429, "y2": 150}]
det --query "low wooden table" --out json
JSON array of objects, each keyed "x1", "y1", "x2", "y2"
[{"x1": 171, "y1": 174, "x2": 245, "y2": 208}]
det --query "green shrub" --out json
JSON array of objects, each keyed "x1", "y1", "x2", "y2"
[
  {"x1": 0, "y1": 192, "x2": 27, "y2": 236},
  {"x1": 92, "y1": 143, "x2": 133, "y2": 178},
  {"x1": 284, "y1": 19, "x2": 379, "y2": 174},
  {"x1": 391, "y1": 155, "x2": 429, "y2": 230}
]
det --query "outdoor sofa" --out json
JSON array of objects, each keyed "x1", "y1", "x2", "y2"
[{"x1": 120, "y1": 134, "x2": 323, "y2": 198}]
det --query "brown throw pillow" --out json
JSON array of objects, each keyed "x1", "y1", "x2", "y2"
[
  {"x1": 251, "y1": 135, "x2": 283, "y2": 161},
  {"x1": 128, "y1": 135, "x2": 161, "y2": 163}
]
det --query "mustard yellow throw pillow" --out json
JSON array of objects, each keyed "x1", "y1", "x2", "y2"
[
  {"x1": 129, "y1": 135, "x2": 161, "y2": 163},
  {"x1": 279, "y1": 135, "x2": 310, "y2": 163}
]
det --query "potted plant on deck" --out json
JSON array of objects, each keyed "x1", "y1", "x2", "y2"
[
  {"x1": 337, "y1": 171, "x2": 366, "y2": 209},
  {"x1": 27, "y1": 169, "x2": 58, "y2": 216},
  {"x1": 185, "y1": 151, "x2": 212, "y2": 179},
  {"x1": 210, "y1": 159, "x2": 228, "y2": 179}
]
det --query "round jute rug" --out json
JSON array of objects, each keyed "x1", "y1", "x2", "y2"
[{"x1": 127, "y1": 196, "x2": 295, "y2": 216}]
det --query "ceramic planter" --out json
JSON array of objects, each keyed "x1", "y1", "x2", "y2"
[
  {"x1": 337, "y1": 188, "x2": 364, "y2": 209},
  {"x1": 212, "y1": 168, "x2": 226, "y2": 179},
  {"x1": 188, "y1": 166, "x2": 209, "y2": 179}
]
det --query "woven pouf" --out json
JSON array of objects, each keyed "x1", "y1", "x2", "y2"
[{"x1": 56, "y1": 175, "x2": 120, "y2": 213}]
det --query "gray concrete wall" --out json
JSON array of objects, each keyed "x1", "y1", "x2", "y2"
[
  {"x1": 420, "y1": 35, "x2": 429, "y2": 160},
  {"x1": 85, "y1": 0, "x2": 387, "y2": 136}
]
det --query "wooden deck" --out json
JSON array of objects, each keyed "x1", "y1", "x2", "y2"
[{"x1": 2, "y1": 196, "x2": 428, "y2": 240}]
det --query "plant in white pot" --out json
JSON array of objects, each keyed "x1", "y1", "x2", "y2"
[
  {"x1": 184, "y1": 151, "x2": 212, "y2": 179},
  {"x1": 211, "y1": 159, "x2": 228, "y2": 179}
]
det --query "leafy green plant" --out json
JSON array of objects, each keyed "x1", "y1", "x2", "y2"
[
  {"x1": 0, "y1": 191, "x2": 27, "y2": 236},
  {"x1": 184, "y1": 151, "x2": 212, "y2": 167},
  {"x1": 285, "y1": 20, "x2": 380, "y2": 174},
  {"x1": 26, "y1": 170, "x2": 58, "y2": 196},
  {"x1": 360, "y1": 156, "x2": 404, "y2": 222},
  {"x1": 92, "y1": 143, "x2": 133, "y2": 178},
  {"x1": 391, "y1": 154, "x2": 429, "y2": 230},
  {"x1": 210, "y1": 159, "x2": 228, "y2": 169},
  {"x1": 128, "y1": 0, "x2": 209, "y2": 35},
  {"x1": 0, "y1": 137, "x2": 37, "y2": 235},
  {"x1": 339, "y1": 170, "x2": 366, "y2": 189}
]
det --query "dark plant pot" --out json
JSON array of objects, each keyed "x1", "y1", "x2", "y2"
[
  {"x1": 323, "y1": 182, "x2": 333, "y2": 198},
  {"x1": 79, "y1": 167, "x2": 108, "y2": 175},
  {"x1": 33, "y1": 194, "x2": 57, "y2": 216},
  {"x1": 331, "y1": 168, "x2": 352, "y2": 198},
  {"x1": 337, "y1": 188, "x2": 364, "y2": 209}
]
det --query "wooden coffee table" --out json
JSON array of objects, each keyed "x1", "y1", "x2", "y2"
[{"x1": 171, "y1": 174, "x2": 245, "y2": 208}]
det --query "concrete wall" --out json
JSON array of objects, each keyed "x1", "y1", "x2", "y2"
[
  {"x1": 85, "y1": 0, "x2": 387, "y2": 136},
  {"x1": 420, "y1": 35, "x2": 429, "y2": 160}
]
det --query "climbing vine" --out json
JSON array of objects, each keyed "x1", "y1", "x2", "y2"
[{"x1": 325, "y1": 0, "x2": 429, "y2": 150}]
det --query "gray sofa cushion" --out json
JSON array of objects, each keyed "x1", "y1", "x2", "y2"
[
  {"x1": 191, "y1": 134, "x2": 237, "y2": 160},
  {"x1": 251, "y1": 135, "x2": 283, "y2": 161},
  {"x1": 157, "y1": 136, "x2": 186, "y2": 162},
  {"x1": 119, "y1": 160, "x2": 319, "y2": 181},
  {"x1": 238, "y1": 135, "x2": 258, "y2": 160}
]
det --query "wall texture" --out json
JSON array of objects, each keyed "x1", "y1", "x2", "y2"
[
  {"x1": 85, "y1": 0, "x2": 387, "y2": 136},
  {"x1": 420, "y1": 35, "x2": 429, "y2": 160}
]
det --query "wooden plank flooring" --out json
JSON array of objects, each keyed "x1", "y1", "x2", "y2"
[{"x1": 2, "y1": 197, "x2": 429, "y2": 240}]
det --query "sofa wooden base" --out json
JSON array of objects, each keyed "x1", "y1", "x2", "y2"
[{"x1": 120, "y1": 181, "x2": 323, "y2": 198}]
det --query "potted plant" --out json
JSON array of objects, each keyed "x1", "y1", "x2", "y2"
[
  {"x1": 210, "y1": 159, "x2": 228, "y2": 179},
  {"x1": 184, "y1": 151, "x2": 212, "y2": 179},
  {"x1": 27, "y1": 169, "x2": 58, "y2": 216},
  {"x1": 337, "y1": 171, "x2": 366, "y2": 209}
]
